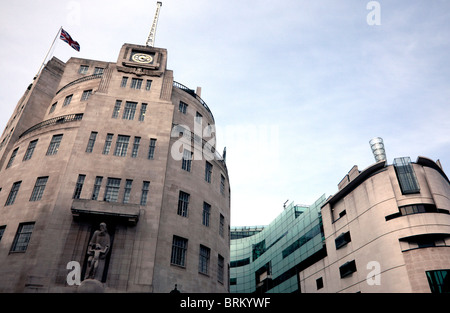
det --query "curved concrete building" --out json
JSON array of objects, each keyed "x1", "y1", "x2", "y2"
[{"x1": 0, "y1": 43, "x2": 230, "y2": 293}]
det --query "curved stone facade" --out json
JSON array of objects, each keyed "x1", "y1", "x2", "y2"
[{"x1": 0, "y1": 43, "x2": 230, "y2": 293}]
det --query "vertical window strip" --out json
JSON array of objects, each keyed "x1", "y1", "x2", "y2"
[
  {"x1": 205, "y1": 161, "x2": 213, "y2": 183},
  {"x1": 103, "y1": 134, "x2": 114, "y2": 155},
  {"x1": 148, "y1": 138, "x2": 157, "y2": 159},
  {"x1": 140, "y1": 181, "x2": 150, "y2": 205},
  {"x1": 139, "y1": 103, "x2": 147, "y2": 121},
  {"x1": 171, "y1": 236, "x2": 188, "y2": 267},
  {"x1": 218, "y1": 254, "x2": 224, "y2": 283},
  {"x1": 182, "y1": 149, "x2": 192, "y2": 172},
  {"x1": 120, "y1": 77, "x2": 128, "y2": 88},
  {"x1": 132, "y1": 137, "x2": 141, "y2": 158},
  {"x1": 177, "y1": 191, "x2": 190, "y2": 217},
  {"x1": 73, "y1": 174, "x2": 86, "y2": 199},
  {"x1": 23, "y1": 139, "x2": 38, "y2": 161},
  {"x1": 202, "y1": 202, "x2": 211, "y2": 226},
  {"x1": 199, "y1": 245, "x2": 210, "y2": 275},
  {"x1": 5, "y1": 181, "x2": 22, "y2": 206},
  {"x1": 6, "y1": 148, "x2": 18, "y2": 169},
  {"x1": 85, "y1": 131, "x2": 98, "y2": 153},
  {"x1": 63, "y1": 94, "x2": 73, "y2": 106},
  {"x1": 91, "y1": 176, "x2": 103, "y2": 200},
  {"x1": 145, "y1": 80, "x2": 152, "y2": 91},
  {"x1": 123, "y1": 179, "x2": 133, "y2": 203},
  {"x1": 112, "y1": 100, "x2": 122, "y2": 118}
]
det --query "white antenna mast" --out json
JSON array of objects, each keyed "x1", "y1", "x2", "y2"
[{"x1": 146, "y1": 1, "x2": 163, "y2": 47}]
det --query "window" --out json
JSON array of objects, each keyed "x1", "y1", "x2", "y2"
[
  {"x1": 199, "y1": 245, "x2": 210, "y2": 275},
  {"x1": 394, "y1": 157, "x2": 420, "y2": 194},
  {"x1": 177, "y1": 191, "x2": 190, "y2": 217},
  {"x1": 148, "y1": 138, "x2": 156, "y2": 159},
  {"x1": 335, "y1": 231, "x2": 351, "y2": 249},
  {"x1": 120, "y1": 77, "x2": 128, "y2": 88},
  {"x1": 123, "y1": 179, "x2": 133, "y2": 203},
  {"x1": 219, "y1": 214, "x2": 225, "y2": 237},
  {"x1": 11, "y1": 222, "x2": 35, "y2": 252},
  {"x1": 426, "y1": 270, "x2": 450, "y2": 293},
  {"x1": 85, "y1": 131, "x2": 98, "y2": 153},
  {"x1": 102, "y1": 133, "x2": 114, "y2": 155},
  {"x1": 122, "y1": 101, "x2": 137, "y2": 120},
  {"x1": 112, "y1": 100, "x2": 121, "y2": 118},
  {"x1": 63, "y1": 94, "x2": 73, "y2": 106},
  {"x1": 30, "y1": 176, "x2": 48, "y2": 201},
  {"x1": 130, "y1": 78, "x2": 143, "y2": 90},
  {"x1": 202, "y1": 202, "x2": 211, "y2": 226},
  {"x1": 81, "y1": 89, "x2": 92, "y2": 101},
  {"x1": 46, "y1": 134, "x2": 63, "y2": 155},
  {"x1": 220, "y1": 175, "x2": 225, "y2": 195},
  {"x1": 145, "y1": 80, "x2": 152, "y2": 91},
  {"x1": 5, "y1": 181, "x2": 21, "y2": 206},
  {"x1": 171, "y1": 236, "x2": 188, "y2": 267},
  {"x1": 182, "y1": 149, "x2": 192, "y2": 172},
  {"x1": 132, "y1": 137, "x2": 141, "y2": 158},
  {"x1": 73, "y1": 174, "x2": 86, "y2": 199},
  {"x1": 23, "y1": 139, "x2": 38, "y2": 161},
  {"x1": 339, "y1": 260, "x2": 357, "y2": 278},
  {"x1": 205, "y1": 161, "x2": 213, "y2": 183},
  {"x1": 79, "y1": 65, "x2": 89, "y2": 74},
  {"x1": 140, "y1": 181, "x2": 150, "y2": 205},
  {"x1": 179, "y1": 101, "x2": 188, "y2": 114},
  {"x1": 139, "y1": 103, "x2": 147, "y2": 121},
  {"x1": 0, "y1": 225, "x2": 6, "y2": 242},
  {"x1": 49, "y1": 102, "x2": 57, "y2": 113},
  {"x1": 94, "y1": 67, "x2": 104, "y2": 75},
  {"x1": 91, "y1": 176, "x2": 103, "y2": 200},
  {"x1": 114, "y1": 135, "x2": 130, "y2": 157},
  {"x1": 218, "y1": 254, "x2": 224, "y2": 283},
  {"x1": 6, "y1": 147, "x2": 18, "y2": 169},
  {"x1": 195, "y1": 111, "x2": 202, "y2": 123},
  {"x1": 316, "y1": 277, "x2": 324, "y2": 290},
  {"x1": 104, "y1": 178, "x2": 121, "y2": 202}
]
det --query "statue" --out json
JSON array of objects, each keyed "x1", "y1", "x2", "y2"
[{"x1": 84, "y1": 222, "x2": 110, "y2": 281}]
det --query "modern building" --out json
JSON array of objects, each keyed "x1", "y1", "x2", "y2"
[
  {"x1": 230, "y1": 156, "x2": 450, "y2": 293},
  {"x1": 0, "y1": 42, "x2": 230, "y2": 293}
]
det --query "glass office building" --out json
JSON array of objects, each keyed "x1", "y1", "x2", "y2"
[{"x1": 230, "y1": 194, "x2": 327, "y2": 293}]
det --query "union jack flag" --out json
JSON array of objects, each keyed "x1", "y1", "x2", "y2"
[{"x1": 60, "y1": 28, "x2": 80, "y2": 52}]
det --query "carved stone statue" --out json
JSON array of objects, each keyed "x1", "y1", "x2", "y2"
[{"x1": 84, "y1": 222, "x2": 110, "y2": 281}]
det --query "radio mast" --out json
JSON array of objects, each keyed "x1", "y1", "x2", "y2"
[{"x1": 146, "y1": 1, "x2": 163, "y2": 47}]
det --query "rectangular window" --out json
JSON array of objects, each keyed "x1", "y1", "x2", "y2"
[
  {"x1": 114, "y1": 135, "x2": 130, "y2": 157},
  {"x1": 132, "y1": 137, "x2": 141, "y2": 158},
  {"x1": 195, "y1": 111, "x2": 203, "y2": 123},
  {"x1": 5, "y1": 181, "x2": 22, "y2": 206},
  {"x1": 182, "y1": 149, "x2": 192, "y2": 172},
  {"x1": 49, "y1": 102, "x2": 57, "y2": 113},
  {"x1": 139, "y1": 103, "x2": 147, "y2": 121},
  {"x1": 6, "y1": 147, "x2": 18, "y2": 169},
  {"x1": 30, "y1": 176, "x2": 48, "y2": 201},
  {"x1": 73, "y1": 174, "x2": 86, "y2": 199},
  {"x1": 171, "y1": 236, "x2": 188, "y2": 267},
  {"x1": 94, "y1": 67, "x2": 104, "y2": 75},
  {"x1": 91, "y1": 176, "x2": 103, "y2": 200},
  {"x1": 140, "y1": 181, "x2": 150, "y2": 205},
  {"x1": 202, "y1": 202, "x2": 211, "y2": 227},
  {"x1": 316, "y1": 277, "x2": 324, "y2": 290},
  {"x1": 426, "y1": 270, "x2": 450, "y2": 293},
  {"x1": 199, "y1": 245, "x2": 211, "y2": 275},
  {"x1": 177, "y1": 191, "x2": 190, "y2": 217},
  {"x1": 63, "y1": 94, "x2": 73, "y2": 106},
  {"x1": 335, "y1": 231, "x2": 352, "y2": 249},
  {"x1": 104, "y1": 178, "x2": 121, "y2": 202},
  {"x1": 11, "y1": 222, "x2": 35, "y2": 252},
  {"x1": 81, "y1": 89, "x2": 92, "y2": 101},
  {"x1": 145, "y1": 80, "x2": 152, "y2": 91},
  {"x1": 0, "y1": 225, "x2": 6, "y2": 242},
  {"x1": 46, "y1": 134, "x2": 63, "y2": 155},
  {"x1": 122, "y1": 101, "x2": 137, "y2": 120},
  {"x1": 205, "y1": 161, "x2": 213, "y2": 183},
  {"x1": 79, "y1": 65, "x2": 89, "y2": 74},
  {"x1": 339, "y1": 260, "x2": 357, "y2": 278},
  {"x1": 148, "y1": 138, "x2": 156, "y2": 160},
  {"x1": 394, "y1": 157, "x2": 420, "y2": 194},
  {"x1": 85, "y1": 131, "x2": 98, "y2": 153},
  {"x1": 102, "y1": 133, "x2": 114, "y2": 155},
  {"x1": 219, "y1": 214, "x2": 225, "y2": 237},
  {"x1": 218, "y1": 254, "x2": 224, "y2": 283},
  {"x1": 130, "y1": 78, "x2": 143, "y2": 90},
  {"x1": 112, "y1": 100, "x2": 122, "y2": 118},
  {"x1": 220, "y1": 175, "x2": 225, "y2": 195},
  {"x1": 123, "y1": 179, "x2": 133, "y2": 204},
  {"x1": 120, "y1": 77, "x2": 128, "y2": 88},
  {"x1": 179, "y1": 101, "x2": 188, "y2": 114}
]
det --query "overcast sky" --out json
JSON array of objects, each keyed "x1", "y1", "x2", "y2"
[{"x1": 1, "y1": 1, "x2": 449, "y2": 226}]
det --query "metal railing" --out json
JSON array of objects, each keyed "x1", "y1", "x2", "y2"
[
  {"x1": 55, "y1": 73, "x2": 103, "y2": 95},
  {"x1": 19, "y1": 113, "x2": 83, "y2": 138}
]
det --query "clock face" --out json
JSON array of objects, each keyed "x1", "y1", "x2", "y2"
[{"x1": 131, "y1": 53, "x2": 154, "y2": 64}]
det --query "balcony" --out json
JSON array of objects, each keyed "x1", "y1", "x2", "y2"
[{"x1": 19, "y1": 113, "x2": 83, "y2": 138}]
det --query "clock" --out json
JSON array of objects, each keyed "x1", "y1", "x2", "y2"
[{"x1": 131, "y1": 52, "x2": 154, "y2": 64}]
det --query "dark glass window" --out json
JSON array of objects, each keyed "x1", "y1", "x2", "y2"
[
  {"x1": 5, "y1": 181, "x2": 21, "y2": 206},
  {"x1": 177, "y1": 191, "x2": 190, "y2": 217},
  {"x1": 426, "y1": 270, "x2": 450, "y2": 293},
  {"x1": 339, "y1": 260, "x2": 357, "y2": 278},
  {"x1": 30, "y1": 176, "x2": 49, "y2": 201},
  {"x1": 171, "y1": 236, "x2": 188, "y2": 267},
  {"x1": 73, "y1": 174, "x2": 86, "y2": 199},
  {"x1": 335, "y1": 231, "x2": 351, "y2": 249},
  {"x1": 23, "y1": 139, "x2": 38, "y2": 161},
  {"x1": 394, "y1": 157, "x2": 420, "y2": 194},
  {"x1": 11, "y1": 222, "x2": 35, "y2": 252}
]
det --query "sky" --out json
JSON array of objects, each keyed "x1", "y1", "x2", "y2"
[{"x1": 0, "y1": 0, "x2": 449, "y2": 226}]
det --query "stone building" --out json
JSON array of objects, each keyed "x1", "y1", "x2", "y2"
[
  {"x1": 0, "y1": 43, "x2": 230, "y2": 293},
  {"x1": 230, "y1": 156, "x2": 450, "y2": 293}
]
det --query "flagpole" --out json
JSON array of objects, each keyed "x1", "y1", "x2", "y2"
[{"x1": 35, "y1": 26, "x2": 63, "y2": 79}]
